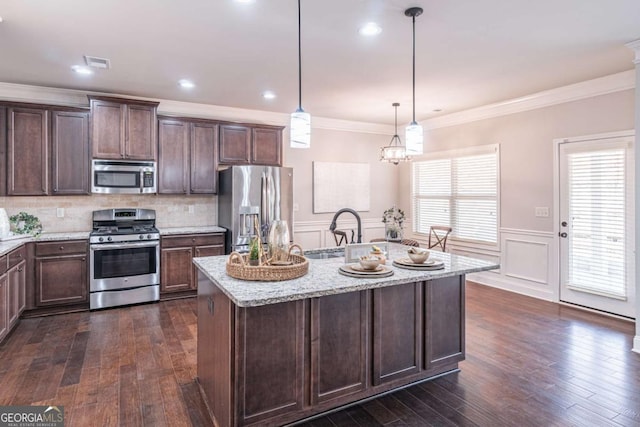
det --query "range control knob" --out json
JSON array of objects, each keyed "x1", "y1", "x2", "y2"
[
  {"x1": 139, "y1": 235, "x2": 144, "y2": 240},
  {"x1": 107, "y1": 236, "x2": 113, "y2": 242},
  {"x1": 99, "y1": 237, "x2": 104, "y2": 242},
  {"x1": 147, "y1": 234, "x2": 152, "y2": 239}
]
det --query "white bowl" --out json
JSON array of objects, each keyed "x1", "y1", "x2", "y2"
[
  {"x1": 407, "y1": 248, "x2": 429, "y2": 264},
  {"x1": 359, "y1": 255, "x2": 381, "y2": 270}
]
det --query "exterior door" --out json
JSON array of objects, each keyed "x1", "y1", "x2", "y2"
[{"x1": 558, "y1": 135, "x2": 635, "y2": 318}]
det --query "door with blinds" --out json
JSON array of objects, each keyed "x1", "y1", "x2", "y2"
[{"x1": 558, "y1": 136, "x2": 635, "y2": 318}]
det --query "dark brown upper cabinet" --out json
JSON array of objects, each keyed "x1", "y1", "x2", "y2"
[
  {"x1": 219, "y1": 124, "x2": 283, "y2": 166},
  {"x1": 7, "y1": 107, "x2": 49, "y2": 195},
  {"x1": 51, "y1": 111, "x2": 90, "y2": 195},
  {"x1": 89, "y1": 96, "x2": 158, "y2": 160},
  {"x1": 158, "y1": 117, "x2": 218, "y2": 195}
]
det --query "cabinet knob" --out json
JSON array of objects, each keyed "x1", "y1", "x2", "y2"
[
  {"x1": 17, "y1": 253, "x2": 22, "y2": 258},
  {"x1": 59, "y1": 246, "x2": 64, "y2": 250},
  {"x1": 53, "y1": 188, "x2": 58, "y2": 192},
  {"x1": 192, "y1": 238, "x2": 196, "y2": 242},
  {"x1": 17, "y1": 268, "x2": 22, "y2": 272},
  {"x1": 81, "y1": 257, "x2": 86, "y2": 261}
]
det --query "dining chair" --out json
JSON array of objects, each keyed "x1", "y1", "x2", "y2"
[{"x1": 427, "y1": 226, "x2": 452, "y2": 251}]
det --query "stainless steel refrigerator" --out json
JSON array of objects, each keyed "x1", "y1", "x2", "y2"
[{"x1": 218, "y1": 165, "x2": 294, "y2": 254}]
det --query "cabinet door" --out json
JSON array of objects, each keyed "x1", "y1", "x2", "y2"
[
  {"x1": 51, "y1": 111, "x2": 90, "y2": 195},
  {"x1": 425, "y1": 276, "x2": 465, "y2": 370},
  {"x1": 0, "y1": 275, "x2": 7, "y2": 341},
  {"x1": 8, "y1": 260, "x2": 26, "y2": 327},
  {"x1": 373, "y1": 282, "x2": 422, "y2": 385},
  {"x1": 251, "y1": 127, "x2": 282, "y2": 166},
  {"x1": 91, "y1": 99, "x2": 125, "y2": 159},
  {"x1": 160, "y1": 247, "x2": 193, "y2": 292},
  {"x1": 0, "y1": 106, "x2": 6, "y2": 196},
  {"x1": 35, "y1": 255, "x2": 88, "y2": 306},
  {"x1": 236, "y1": 300, "x2": 305, "y2": 425},
  {"x1": 219, "y1": 124, "x2": 250, "y2": 164},
  {"x1": 190, "y1": 122, "x2": 218, "y2": 193},
  {"x1": 125, "y1": 104, "x2": 157, "y2": 160},
  {"x1": 311, "y1": 291, "x2": 369, "y2": 405},
  {"x1": 158, "y1": 119, "x2": 189, "y2": 194},
  {"x1": 7, "y1": 107, "x2": 48, "y2": 195}
]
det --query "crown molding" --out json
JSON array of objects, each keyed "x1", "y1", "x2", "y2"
[
  {"x1": 0, "y1": 82, "x2": 394, "y2": 135},
  {"x1": 423, "y1": 70, "x2": 636, "y2": 130},
  {"x1": 626, "y1": 39, "x2": 640, "y2": 63}
]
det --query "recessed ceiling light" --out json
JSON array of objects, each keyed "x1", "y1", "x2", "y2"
[
  {"x1": 358, "y1": 22, "x2": 382, "y2": 36},
  {"x1": 178, "y1": 79, "x2": 195, "y2": 89},
  {"x1": 235, "y1": 0, "x2": 255, "y2": 3},
  {"x1": 71, "y1": 65, "x2": 94, "y2": 75},
  {"x1": 262, "y1": 91, "x2": 276, "y2": 100}
]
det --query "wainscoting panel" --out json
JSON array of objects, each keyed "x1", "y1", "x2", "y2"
[
  {"x1": 469, "y1": 228, "x2": 558, "y2": 301},
  {"x1": 292, "y1": 219, "x2": 385, "y2": 250}
]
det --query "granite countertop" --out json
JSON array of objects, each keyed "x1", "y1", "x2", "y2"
[
  {"x1": 193, "y1": 244, "x2": 500, "y2": 307},
  {"x1": 0, "y1": 232, "x2": 91, "y2": 256},
  {"x1": 0, "y1": 226, "x2": 227, "y2": 256}
]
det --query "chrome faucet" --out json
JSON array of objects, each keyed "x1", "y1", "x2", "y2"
[{"x1": 329, "y1": 208, "x2": 362, "y2": 244}]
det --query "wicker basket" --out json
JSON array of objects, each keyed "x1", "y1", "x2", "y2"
[{"x1": 226, "y1": 244, "x2": 309, "y2": 281}]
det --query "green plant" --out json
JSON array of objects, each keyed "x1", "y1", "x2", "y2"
[
  {"x1": 9, "y1": 211, "x2": 42, "y2": 236},
  {"x1": 249, "y1": 238, "x2": 260, "y2": 260}
]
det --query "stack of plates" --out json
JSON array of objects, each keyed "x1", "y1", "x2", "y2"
[
  {"x1": 392, "y1": 258, "x2": 445, "y2": 271},
  {"x1": 339, "y1": 264, "x2": 394, "y2": 278}
]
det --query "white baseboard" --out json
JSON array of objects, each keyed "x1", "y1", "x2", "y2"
[
  {"x1": 467, "y1": 271, "x2": 555, "y2": 302},
  {"x1": 634, "y1": 336, "x2": 640, "y2": 354}
]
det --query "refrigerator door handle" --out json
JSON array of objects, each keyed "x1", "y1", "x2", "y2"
[{"x1": 261, "y1": 174, "x2": 269, "y2": 235}]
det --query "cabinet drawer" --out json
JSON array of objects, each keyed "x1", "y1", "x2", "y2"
[
  {"x1": 8, "y1": 246, "x2": 26, "y2": 269},
  {"x1": 162, "y1": 233, "x2": 224, "y2": 248},
  {"x1": 35, "y1": 240, "x2": 88, "y2": 257},
  {"x1": 0, "y1": 254, "x2": 6, "y2": 275}
]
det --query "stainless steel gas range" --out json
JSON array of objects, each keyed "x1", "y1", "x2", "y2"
[{"x1": 89, "y1": 208, "x2": 160, "y2": 310}]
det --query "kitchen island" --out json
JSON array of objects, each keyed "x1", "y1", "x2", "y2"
[{"x1": 193, "y1": 245, "x2": 498, "y2": 427}]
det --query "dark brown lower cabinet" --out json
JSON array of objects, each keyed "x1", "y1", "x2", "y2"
[
  {"x1": 311, "y1": 291, "x2": 368, "y2": 404},
  {"x1": 160, "y1": 233, "x2": 225, "y2": 297},
  {"x1": 35, "y1": 241, "x2": 88, "y2": 307},
  {"x1": 7, "y1": 259, "x2": 26, "y2": 328},
  {"x1": 197, "y1": 274, "x2": 466, "y2": 427},
  {"x1": 372, "y1": 282, "x2": 422, "y2": 385},
  {"x1": 425, "y1": 275, "x2": 465, "y2": 369},
  {"x1": 0, "y1": 274, "x2": 7, "y2": 341}
]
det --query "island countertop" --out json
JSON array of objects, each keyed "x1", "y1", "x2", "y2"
[{"x1": 193, "y1": 244, "x2": 499, "y2": 307}]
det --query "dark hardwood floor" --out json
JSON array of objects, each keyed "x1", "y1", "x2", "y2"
[{"x1": 0, "y1": 282, "x2": 638, "y2": 426}]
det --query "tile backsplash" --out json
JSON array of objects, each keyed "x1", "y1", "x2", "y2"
[{"x1": 0, "y1": 194, "x2": 217, "y2": 233}]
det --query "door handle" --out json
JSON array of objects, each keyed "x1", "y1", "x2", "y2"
[{"x1": 559, "y1": 232, "x2": 567, "y2": 238}]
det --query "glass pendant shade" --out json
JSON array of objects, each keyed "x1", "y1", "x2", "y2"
[
  {"x1": 290, "y1": 108, "x2": 311, "y2": 148},
  {"x1": 405, "y1": 121, "x2": 423, "y2": 155}
]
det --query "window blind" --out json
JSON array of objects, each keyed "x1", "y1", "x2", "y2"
[
  {"x1": 412, "y1": 147, "x2": 498, "y2": 245},
  {"x1": 567, "y1": 148, "x2": 626, "y2": 298}
]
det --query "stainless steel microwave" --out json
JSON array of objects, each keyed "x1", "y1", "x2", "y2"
[{"x1": 91, "y1": 159, "x2": 157, "y2": 194}]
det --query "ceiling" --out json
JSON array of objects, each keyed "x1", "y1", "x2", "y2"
[{"x1": 0, "y1": 0, "x2": 638, "y2": 126}]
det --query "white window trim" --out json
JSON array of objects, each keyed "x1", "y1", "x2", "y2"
[{"x1": 411, "y1": 143, "x2": 501, "y2": 251}]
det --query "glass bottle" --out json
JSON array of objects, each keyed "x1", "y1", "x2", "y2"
[{"x1": 268, "y1": 220, "x2": 290, "y2": 263}]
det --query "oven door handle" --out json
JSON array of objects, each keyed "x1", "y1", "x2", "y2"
[{"x1": 90, "y1": 241, "x2": 159, "y2": 251}]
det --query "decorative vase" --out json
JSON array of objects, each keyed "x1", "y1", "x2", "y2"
[
  {"x1": 0, "y1": 208, "x2": 10, "y2": 238},
  {"x1": 268, "y1": 220, "x2": 290, "y2": 263},
  {"x1": 385, "y1": 222, "x2": 402, "y2": 242}
]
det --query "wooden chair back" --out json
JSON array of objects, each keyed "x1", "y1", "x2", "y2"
[{"x1": 428, "y1": 226, "x2": 452, "y2": 251}]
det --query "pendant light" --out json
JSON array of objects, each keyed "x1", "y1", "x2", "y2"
[
  {"x1": 404, "y1": 7, "x2": 423, "y2": 155},
  {"x1": 290, "y1": 0, "x2": 311, "y2": 148},
  {"x1": 380, "y1": 103, "x2": 410, "y2": 165}
]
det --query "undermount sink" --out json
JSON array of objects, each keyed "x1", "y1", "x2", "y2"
[{"x1": 304, "y1": 250, "x2": 344, "y2": 260}]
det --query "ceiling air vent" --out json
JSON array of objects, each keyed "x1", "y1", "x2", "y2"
[{"x1": 84, "y1": 55, "x2": 111, "y2": 70}]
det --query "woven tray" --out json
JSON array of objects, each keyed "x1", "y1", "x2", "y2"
[{"x1": 226, "y1": 244, "x2": 309, "y2": 281}]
